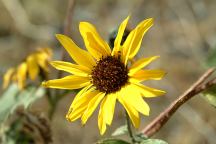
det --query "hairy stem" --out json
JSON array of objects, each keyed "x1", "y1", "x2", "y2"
[{"x1": 125, "y1": 111, "x2": 136, "y2": 144}]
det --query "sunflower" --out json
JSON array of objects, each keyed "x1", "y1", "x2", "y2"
[
  {"x1": 42, "y1": 16, "x2": 165, "y2": 135},
  {"x1": 3, "y1": 48, "x2": 52, "y2": 90}
]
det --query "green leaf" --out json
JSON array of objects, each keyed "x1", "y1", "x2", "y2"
[
  {"x1": 205, "y1": 48, "x2": 216, "y2": 67},
  {"x1": 96, "y1": 139, "x2": 130, "y2": 144},
  {"x1": 140, "y1": 139, "x2": 168, "y2": 144},
  {"x1": 0, "y1": 84, "x2": 45, "y2": 125},
  {"x1": 134, "y1": 133, "x2": 148, "y2": 142},
  {"x1": 202, "y1": 85, "x2": 216, "y2": 107},
  {"x1": 2, "y1": 138, "x2": 16, "y2": 144},
  {"x1": 206, "y1": 48, "x2": 216, "y2": 67},
  {"x1": 112, "y1": 125, "x2": 128, "y2": 136},
  {"x1": 134, "y1": 133, "x2": 168, "y2": 144}
]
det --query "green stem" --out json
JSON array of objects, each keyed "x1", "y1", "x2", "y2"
[
  {"x1": 125, "y1": 111, "x2": 136, "y2": 144},
  {"x1": 44, "y1": 88, "x2": 55, "y2": 119},
  {"x1": 39, "y1": 68, "x2": 57, "y2": 119},
  {"x1": 48, "y1": 97, "x2": 57, "y2": 119}
]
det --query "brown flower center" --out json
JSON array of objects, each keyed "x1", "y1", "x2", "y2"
[{"x1": 91, "y1": 56, "x2": 128, "y2": 94}]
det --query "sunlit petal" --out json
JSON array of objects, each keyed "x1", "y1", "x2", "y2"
[
  {"x1": 121, "y1": 85, "x2": 150, "y2": 116},
  {"x1": 66, "y1": 105, "x2": 87, "y2": 122},
  {"x1": 17, "y1": 63, "x2": 28, "y2": 89},
  {"x1": 66, "y1": 89, "x2": 98, "y2": 121},
  {"x1": 56, "y1": 34, "x2": 96, "y2": 68},
  {"x1": 3, "y1": 68, "x2": 15, "y2": 89},
  {"x1": 118, "y1": 92, "x2": 140, "y2": 128},
  {"x1": 130, "y1": 69, "x2": 165, "y2": 82},
  {"x1": 130, "y1": 81, "x2": 166, "y2": 97},
  {"x1": 102, "y1": 93, "x2": 117, "y2": 125},
  {"x1": 35, "y1": 51, "x2": 50, "y2": 72},
  {"x1": 50, "y1": 61, "x2": 91, "y2": 77},
  {"x1": 98, "y1": 98, "x2": 107, "y2": 135},
  {"x1": 112, "y1": 16, "x2": 130, "y2": 56},
  {"x1": 42, "y1": 75, "x2": 90, "y2": 89},
  {"x1": 121, "y1": 29, "x2": 137, "y2": 65},
  {"x1": 79, "y1": 22, "x2": 111, "y2": 60},
  {"x1": 129, "y1": 18, "x2": 153, "y2": 59},
  {"x1": 72, "y1": 87, "x2": 97, "y2": 110},
  {"x1": 129, "y1": 56, "x2": 159, "y2": 75},
  {"x1": 27, "y1": 54, "x2": 39, "y2": 80},
  {"x1": 81, "y1": 92, "x2": 105, "y2": 124},
  {"x1": 70, "y1": 84, "x2": 93, "y2": 108}
]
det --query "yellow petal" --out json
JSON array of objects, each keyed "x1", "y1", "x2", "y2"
[
  {"x1": 98, "y1": 98, "x2": 107, "y2": 135},
  {"x1": 129, "y1": 56, "x2": 159, "y2": 75},
  {"x1": 70, "y1": 84, "x2": 93, "y2": 108},
  {"x1": 11, "y1": 72, "x2": 17, "y2": 82},
  {"x1": 66, "y1": 104, "x2": 88, "y2": 122},
  {"x1": 129, "y1": 18, "x2": 153, "y2": 59},
  {"x1": 66, "y1": 88, "x2": 98, "y2": 122},
  {"x1": 17, "y1": 63, "x2": 28, "y2": 89},
  {"x1": 118, "y1": 93, "x2": 140, "y2": 128},
  {"x1": 102, "y1": 93, "x2": 117, "y2": 125},
  {"x1": 35, "y1": 51, "x2": 50, "y2": 72},
  {"x1": 121, "y1": 29, "x2": 137, "y2": 65},
  {"x1": 3, "y1": 68, "x2": 15, "y2": 89},
  {"x1": 112, "y1": 16, "x2": 130, "y2": 56},
  {"x1": 72, "y1": 88, "x2": 97, "y2": 110},
  {"x1": 121, "y1": 85, "x2": 150, "y2": 116},
  {"x1": 56, "y1": 34, "x2": 95, "y2": 69},
  {"x1": 79, "y1": 22, "x2": 111, "y2": 60},
  {"x1": 39, "y1": 47, "x2": 53, "y2": 57},
  {"x1": 97, "y1": 93, "x2": 118, "y2": 135},
  {"x1": 27, "y1": 54, "x2": 39, "y2": 80},
  {"x1": 130, "y1": 69, "x2": 165, "y2": 82},
  {"x1": 81, "y1": 92, "x2": 105, "y2": 124},
  {"x1": 42, "y1": 75, "x2": 90, "y2": 89},
  {"x1": 50, "y1": 61, "x2": 91, "y2": 77},
  {"x1": 131, "y1": 83, "x2": 166, "y2": 98}
]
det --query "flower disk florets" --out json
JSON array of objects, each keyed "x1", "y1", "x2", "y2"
[{"x1": 91, "y1": 56, "x2": 128, "y2": 94}]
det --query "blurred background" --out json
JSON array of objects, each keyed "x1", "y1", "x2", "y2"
[{"x1": 1, "y1": 0, "x2": 216, "y2": 143}]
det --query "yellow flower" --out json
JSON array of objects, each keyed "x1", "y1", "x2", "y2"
[
  {"x1": 3, "y1": 48, "x2": 52, "y2": 90},
  {"x1": 42, "y1": 16, "x2": 166, "y2": 135},
  {"x1": 3, "y1": 68, "x2": 15, "y2": 89}
]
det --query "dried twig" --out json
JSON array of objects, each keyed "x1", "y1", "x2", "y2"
[
  {"x1": 57, "y1": 0, "x2": 75, "y2": 81},
  {"x1": 161, "y1": 77, "x2": 216, "y2": 143},
  {"x1": 142, "y1": 68, "x2": 216, "y2": 137},
  {"x1": 49, "y1": 0, "x2": 76, "y2": 119},
  {"x1": 59, "y1": 0, "x2": 75, "y2": 65},
  {"x1": 63, "y1": 0, "x2": 75, "y2": 36}
]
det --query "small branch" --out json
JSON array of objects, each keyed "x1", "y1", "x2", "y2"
[
  {"x1": 142, "y1": 68, "x2": 216, "y2": 137},
  {"x1": 57, "y1": 0, "x2": 75, "y2": 78},
  {"x1": 63, "y1": 0, "x2": 75, "y2": 36},
  {"x1": 49, "y1": 0, "x2": 75, "y2": 119}
]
